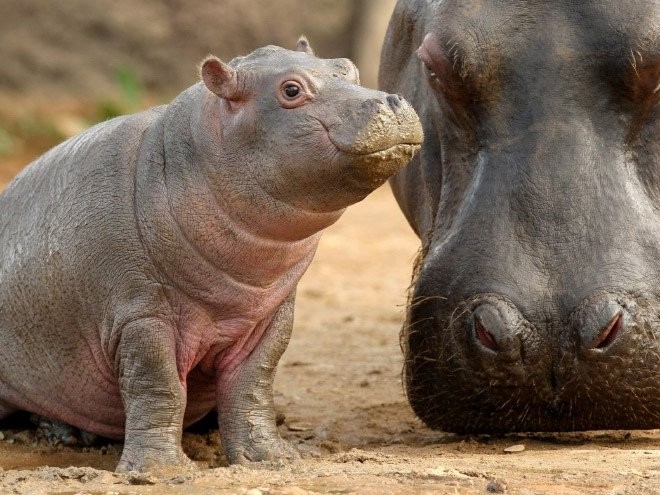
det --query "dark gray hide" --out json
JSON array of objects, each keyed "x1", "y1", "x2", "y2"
[{"x1": 380, "y1": 0, "x2": 659, "y2": 432}]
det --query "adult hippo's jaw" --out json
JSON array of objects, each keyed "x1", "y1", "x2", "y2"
[{"x1": 380, "y1": 0, "x2": 660, "y2": 432}]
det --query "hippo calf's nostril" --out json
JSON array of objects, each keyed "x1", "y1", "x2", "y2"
[
  {"x1": 386, "y1": 94, "x2": 404, "y2": 111},
  {"x1": 361, "y1": 98, "x2": 383, "y2": 111}
]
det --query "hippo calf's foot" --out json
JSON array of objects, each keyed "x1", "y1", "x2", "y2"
[
  {"x1": 116, "y1": 428, "x2": 197, "y2": 473},
  {"x1": 225, "y1": 430, "x2": 300, "y2": 465},
  {"x1": 116, "y1": 446, "x2": 196, "y2": 474}
]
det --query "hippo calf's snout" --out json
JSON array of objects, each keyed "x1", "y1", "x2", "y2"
[
  {"x1": 317, "y1": 89, "x2": 422, "y2": 195},
  {"x1": 328, "y1": 92, "x2": 422, "y2": 158}
]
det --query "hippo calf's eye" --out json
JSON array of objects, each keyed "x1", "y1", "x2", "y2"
[
  {"x1": 278, "y1": 80, "x2": 309, "y2": 108},
  {"x1": 284, "y1": 84, "x2": 300, "y2": 98},
  {"x1": 282, "y1": 82, "x2": 302, "y2": 100}
]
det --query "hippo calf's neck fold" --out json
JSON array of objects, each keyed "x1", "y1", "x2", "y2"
[
  {"x1": 0, "y1": 39, "x2": 422, "y2": 471},
  {"x1": 381, "y1": 0, "x2": 659, "y2": 432}
]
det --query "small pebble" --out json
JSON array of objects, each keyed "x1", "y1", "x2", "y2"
[
  {"x1": 287, "y1": 423, "x2": 312, "y2": 432},
  {"x1": 126, "y1": 471, "x2": 157, "y2": 485},
  {"x1": 503, "y1": 444, "x2": 525, "y2": 453},
  {"x1": 246, "y1": 489, "x2": 263, "y2": 495},
  {"x1": 487, "y1": 478, "x2": 508, "y2": 493},
  {"x1": 0, "y1": 431, "x2": 4, "y2": 440}
]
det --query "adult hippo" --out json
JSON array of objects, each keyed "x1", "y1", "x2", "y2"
[{"x1": 380, "y1": 0, "x2": 659, "y2": 432}]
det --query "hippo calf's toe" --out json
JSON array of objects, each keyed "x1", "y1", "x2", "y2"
[{"x1": 0, "y1": 38, "x2": 422, "y2": 472}]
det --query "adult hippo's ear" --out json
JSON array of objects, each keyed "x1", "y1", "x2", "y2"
[
  {"x1": 200, "y1": 56, "x2": 243, "y2": 101},
  {"x1": 296, "y1": 35, "x2": 315, "y2": 56}
]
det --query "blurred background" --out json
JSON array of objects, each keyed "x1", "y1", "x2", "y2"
[{"x1": 0, "y1": 0, "x2": 397, "y2": 185}]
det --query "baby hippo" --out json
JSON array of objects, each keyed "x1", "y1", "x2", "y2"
[{"x1": 0, "y1": 38, "x2": 422, "y2": 472}]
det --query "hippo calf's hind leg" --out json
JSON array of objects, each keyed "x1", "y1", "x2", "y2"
[
  {"x1": 216, "y1": 291, "x2": 299, "y2": 464},
  {"x1": 116, "y1": 317, "x2": 195, "y2": 472}
]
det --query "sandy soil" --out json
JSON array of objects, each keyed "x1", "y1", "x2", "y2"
[{"x1": 0, "y1": 185, "x2": 658, "y2": 495}]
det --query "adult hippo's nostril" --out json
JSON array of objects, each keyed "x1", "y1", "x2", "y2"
[
  {"x1": 593, "y1": 313, "x2": 622, "y2": 349},
  {"x1": 470, "y1": 300, "x2": 525, "y2": 362},
  {"x1": 574, "y1": 295, "x2": 629, "y2": 354},
  {"x1": 474, "y1": 318, "x2": 498, "y2": 351},
  {"x1": 386, "y1": 94, "x2": 404, "y2": 112}
]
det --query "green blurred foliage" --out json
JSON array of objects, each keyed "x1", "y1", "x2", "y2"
[
  {"x1": 96, "y1": 66, "x2": 144, "y2": 121},
  {"x1": 0, "y1": 66, "x2": 148, "y2": 160},
  {"x1": 0, "y1": 126, "x2": 14, "y2": 156}
]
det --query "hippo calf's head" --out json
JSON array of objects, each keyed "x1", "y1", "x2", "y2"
[
  {"x1": 198, "y1": 38, "x2": 422, "y2": 224},
  {"x1": 381, "y1": 0, "x2": 659, "y2": 432}
]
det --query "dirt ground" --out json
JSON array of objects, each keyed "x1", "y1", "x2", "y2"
[{"x1": 0, "y1": 183, "x2": 657, "y2": 494}]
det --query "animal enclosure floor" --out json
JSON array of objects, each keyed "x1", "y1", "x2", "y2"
[{"x1": 0, "y1": 186, "x2": 658, "y2": 494}]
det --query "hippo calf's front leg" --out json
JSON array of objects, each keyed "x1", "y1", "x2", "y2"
[
  {"x1": 116, "y1": 318, "x2": 195, "y2": 472},
  {"x1": 216, "y1": 292, "x2": 299, "y2": 464}
]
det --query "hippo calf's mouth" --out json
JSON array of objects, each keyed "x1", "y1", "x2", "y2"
[
  {"x1": 327, "y1": 133, "x2": 422, "y2": 160},
  {"x1": 341, "y1": 143, "x2": 422, "y2": 190},
  {"x1": 346, "y1": 142, "x2": 422, "y2": 157}
]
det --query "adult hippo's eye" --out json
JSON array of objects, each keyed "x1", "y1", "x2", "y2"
[
  {"x1": 416, "y1": 33, "x2": 482, "y2": 129},
  {"x1": 423, "y1": 61, "x2": 438, "y2": 81}
]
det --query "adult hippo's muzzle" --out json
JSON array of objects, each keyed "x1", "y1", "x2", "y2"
[
  {"x1": 381, "y1": 0, "x2": 660, "y2": 432},
  {"x1": 406, "y1": 279, "x2": 659, "y2": 432}
]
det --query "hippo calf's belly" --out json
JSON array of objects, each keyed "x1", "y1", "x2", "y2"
[
  {"x1": 0, "y1": 335, "x2": 125, "y2": 437},
  {"x1": 0, "y1": 321, "x2": 230, "y2": 439}
]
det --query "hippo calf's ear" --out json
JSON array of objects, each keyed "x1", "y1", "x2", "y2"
[
  {"x1": 201, "y1": 56, "x2": 242, "y2": 101},
  {"x1": 296, "y1": 35, "x2": 315, "y2": 56}
]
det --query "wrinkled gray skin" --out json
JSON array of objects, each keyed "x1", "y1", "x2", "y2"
[
  {"x1": 0, "y1": 39, "x2": 422, "y2": 472},
  {"x1": 380, "y1": 0, "x2": 659, "y2": 432}
]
